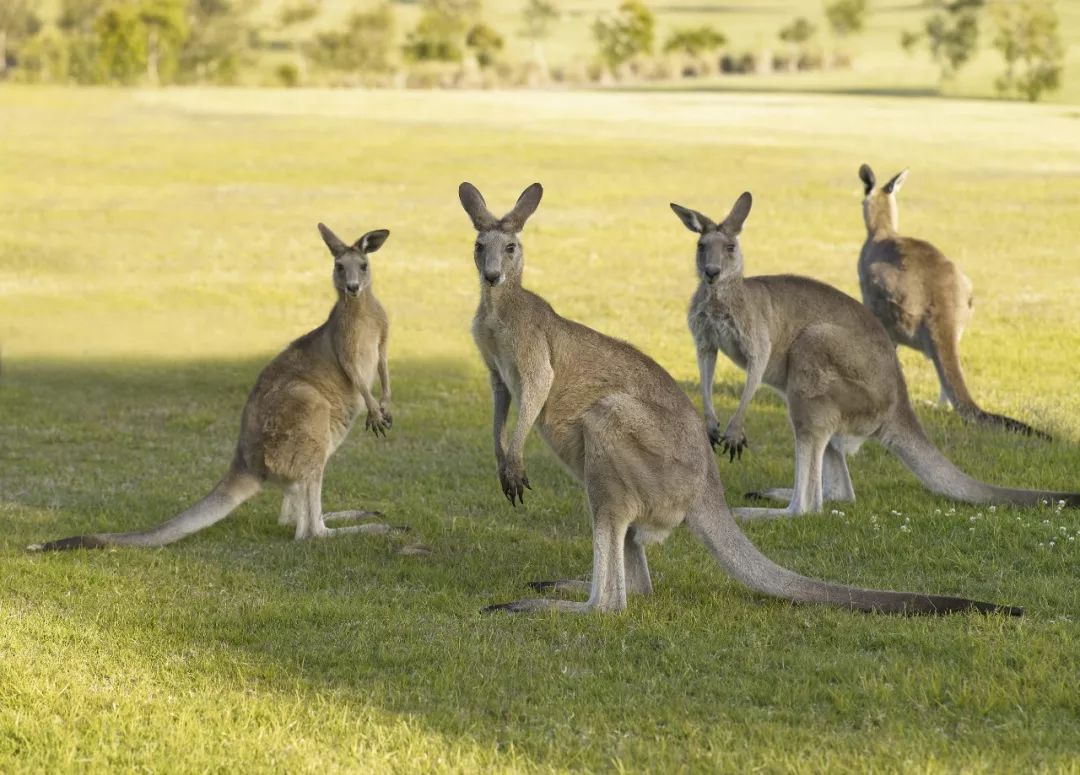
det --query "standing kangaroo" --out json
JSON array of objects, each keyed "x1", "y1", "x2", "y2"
[
  {"x1": 460, "y1": 180, "x2": 1019, "y2": 616},
  {"x1": 674, "y1": 192, "x2": 1079, "y2": 519},
  {"x1": 28, "y1": 223, "x2": 400, "y2": 551},
  {"x1": 858, "y1": 164, "x2": 1048, "y2": 438}
]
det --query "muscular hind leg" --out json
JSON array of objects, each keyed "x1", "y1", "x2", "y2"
[
  {"x1": 822, "y1": 440, "x2": 855, "y2": 502},
  {"x1": 735, "y1": 432, "x2": 827, "y2": 519},
  {"x1": 292, "y1": 470, "x2": 405, "y2": 540},
  {"x1": 529, "y1": 524, "x2": 652, "y2": 597}
]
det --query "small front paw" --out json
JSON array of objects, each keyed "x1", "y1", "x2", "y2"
[
  {"x1": 719, "y1": 426, "x2": 749, "y2": 462},
  {"x1": 498, "y1": 460, "x2": 531, "y2": 507},
  {"x1": 379, "y1": 401, "x2": 393, "y2": 429},
  {"x1": 365, "y1": 407, "x2": 391, "y2": 437}
]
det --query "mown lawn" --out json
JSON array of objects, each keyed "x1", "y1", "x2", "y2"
[{"x1": 2, "y1": 87, "x2": 1080, "y2": 772}]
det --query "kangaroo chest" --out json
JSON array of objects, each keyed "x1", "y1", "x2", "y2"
[
  {"x1": 695, "y1": 305, "x2": 749, "y2": 370},
  {"x1": 472, "y1": 312, "x2": 522, "y2": 396}
]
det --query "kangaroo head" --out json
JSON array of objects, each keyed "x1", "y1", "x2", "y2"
[
  {"x1": 458, "y1": 182, "x2": 543, "y2": 288},
  {"x1": 859, "y1": 163, "x2": 907, "y2": 236},
  {"x1": 670, "y1": 192, "x2": 752, "y2": 285},
  {"x1": 317, "y1": 223, "x2": 389, "y2": 298}
]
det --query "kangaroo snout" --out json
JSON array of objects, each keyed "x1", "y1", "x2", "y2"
[
  {"x1": 483, "y1": 269, "x2": 503, "y2": 285},
  {"x1": 703, "y1": 266, "x2": 721, "y2": 281},
  {"x1": 346, "y1": 281, "x2": 361, "y2": 295}
]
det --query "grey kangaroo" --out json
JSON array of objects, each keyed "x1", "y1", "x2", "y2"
[
  {"x1": 29, "y1": 223, "x2": 400, "y2": 551},
  {"x1": 858, "y1": 164, "x2": 1048, "y2": 438},
  {"x1": 460, "y1": 180, "x2": 1019, "y2": 616},
  {"x1": 674, "y1": 192, "x2": 1079, "y2": 519}
]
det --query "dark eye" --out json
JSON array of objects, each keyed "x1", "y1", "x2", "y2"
[
  {"x1": 335, "y1": 263, "x2": 343, "y2": 273},
  {"x1": 725, "y1": 243, "x2": 736, "y2": 252},
  {"x1": 505, "y1": 243, "x2": 515, "y2": 254},
  {"x1": 475, "y1": 241, "x2": 483, "y2": 252}
]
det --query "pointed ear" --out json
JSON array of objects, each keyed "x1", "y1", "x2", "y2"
[
  {"x1": 458, "y1": 182, "x2": 498, "y2": 231},
  {"x1": 318, "y1": 223, "x2": 348, "y2": 257},
  {"x1": 669, "y1": 203, "x2": 713, "y2": 234},
  {"x1": 883, "y1": 169, "x2": 908, "y2": 195},
  {"x1": 858, "y1": 163, "x2": 876, "y2": 195},
  {"x1": 722, "y1": 192, "x2": 753, "y2": 235},
  {"x1": 357, "y1": 229, "x2": 389, "y2": 254},
  {"x1": 501, "y1": 182, "x2": 544, "y2": 232}
]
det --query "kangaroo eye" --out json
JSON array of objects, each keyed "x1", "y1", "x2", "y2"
[
  {"x1": 725, "y1": 243, "x2": 736, "y2": 252},
  {"x1": 475, "y1": 241, "x2": 483, "y2": 252},
  {"x1": 335, "y1": 263, "x2": 343, "y2": 273},
  {"x1": 505, "y1": 243, "x2": 515, "y2": 254}
]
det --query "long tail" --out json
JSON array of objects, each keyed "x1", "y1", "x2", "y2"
[
  {"x1": 27, "y1": 467, "x2": 262, "y2": 552},
  {"x1": 927, "y1": 321, "x2": 1051, "y2": 440},
  {"x1": 881, "y1": 400, "x2": 1080, "y2": 508},
  {"x1": 687, "y1": 466, "x2": 1022, "y2": 616}
]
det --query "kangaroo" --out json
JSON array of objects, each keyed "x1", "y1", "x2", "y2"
[
  {"x1": 459, "y1": 180, "x2": 1020, "y2": 616},
  {"x1": 674, "y1": 192, "x2": 1079, "y2": 519},
  {"x1": 28, "y1": 223, "x2": 401, "y2": 551},
  {"x1": 858, "y1": 164, "x2": 1048, "y2": 439}
]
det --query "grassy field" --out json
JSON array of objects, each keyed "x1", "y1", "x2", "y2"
[{"x1": 3, "y1": 86, "x2": 1080, "y2": 772}]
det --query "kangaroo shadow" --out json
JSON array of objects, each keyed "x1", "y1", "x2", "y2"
[{"x1": 6, "y1": 355, "x2": 1076, "y2": 768}]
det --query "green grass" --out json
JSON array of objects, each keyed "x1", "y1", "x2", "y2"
[{"x1": 3, "y1": 86, "x2": 1080, "y2": 772}]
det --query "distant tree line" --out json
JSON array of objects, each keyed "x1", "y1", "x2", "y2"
[{"x1": 0, "y1": 0, "x2": 1065, "y2": 101}]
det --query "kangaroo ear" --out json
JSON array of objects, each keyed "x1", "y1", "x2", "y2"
[
  {"x1": 318, "y1": 223, "x2": 349, "y2": 257},
  {"x1": 859, "y1": 163, "x2": 876, "y2": 195},
  {"x1": 357, "y1": 229, "x2": 389, "y2": 254},
  {"x1": 501, "y1": 182, "x2": 544, "y2": 232},
  {"x1": 669, "y1": 203, "x2": 713, "y2": 234},
  {"x1": 722, "y1": 192, "x2": 753, "y2": 235},
  {"x1": 458, "y1": 182, "x2": 498, "y2": 231},
  {"x1": 883, "y1": 169, "x2": 908, "y2": 195}
]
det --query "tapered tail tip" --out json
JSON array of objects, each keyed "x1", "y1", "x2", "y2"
[{"x1": 26, "y1": 543, "x2": 44, "y2": 552}]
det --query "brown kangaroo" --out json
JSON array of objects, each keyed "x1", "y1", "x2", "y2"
[
  {"x1": 28, "y1": 223, "x2": 401, "y2": 551},
  {"x1": 858, "y1": 163, "x2": 1048, "y2": 439},
  {"x1": 674, "y1": 191, "x2": 1079, "y2": 519},
  {"x1": 460, "y1": 180, "x2": 1020, "y2": 616}
]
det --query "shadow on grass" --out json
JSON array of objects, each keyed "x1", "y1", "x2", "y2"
[{"x1": 5, "y1": 355, "x2": 1077, "y2": 769}]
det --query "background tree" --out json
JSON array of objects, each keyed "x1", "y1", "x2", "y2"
[
  {"x1": 779, "y1": 16, "x2": 817, "y2": 46},
  {"x1": 990, "y1": 0, "x2": 1063, "y2": 102},
  {"x1": 0, "y1": 0, "x2": 42, "y2": 77},
  {"x1": 95, "y1": 1, "x2": 145, "y2": 84},
  {"x1": 520, "y1": 0, "x2": 557, "y2": 80},
  {"x1": 592, "y1": 0, "x2": 654, "y2": 75},
  {"x1": 824, "y1": 0, "x2": 867, "y2": 38},
  {"x1": 465, "y1": 21, "x2": 502, "y2": 69},
  {"x1": 137, "y1": 0, "x2": 188, "y2": 85},
  {"x1": 403, "y1": 0, "x2": 480, "y2": 64},
  {"x1": 306, "y1": 4, "x2": 396, "y2": 74},
  {"x1": 663, "y1": 26, "x2": 725, "y2": 58},
  {"x1": 901, "y1": 0, "x2": 984, "y2": 84},
  {"x1": 58, "y1": 0, "x2": 103, "y2": 83},
  {"x1": 179, "y1": 0, "x2": 254, "y2": 84}
]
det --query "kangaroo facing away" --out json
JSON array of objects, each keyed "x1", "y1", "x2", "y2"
[
  {"x1": 674, "y1": 192, "x2": 1079, "y2": 520},
  {"x1": 28, "y1": 223, "x2": 401, "y2": 551},
  {"x1": 858, "y1": 164, "x2": 1048, "y2": 439},
  {"x1": 460, "y1": 180, "x2": 1020, "y2": 616}
]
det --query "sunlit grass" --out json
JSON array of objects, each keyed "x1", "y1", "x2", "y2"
[{"x1": 2, "y1": 87, "x2": 1080, "y2": 772}]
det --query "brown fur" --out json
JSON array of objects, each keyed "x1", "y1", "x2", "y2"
[
  {"x1": 674, "y1": 192, "x2": 1079, "y2": 522},
  {"x1": 858, "y1": 164, "x2": 1048, "y2": 438},
  {"x1": 28, "y1": 223, "x2": 400, "y2": 551},
  {"x1": 461, "y1": 181, "x2": 1019, "y2": 616}
]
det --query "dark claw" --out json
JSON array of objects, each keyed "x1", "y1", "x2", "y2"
[
  {"x1": 527, "y1": 580, "x2": 557, "y2": 591},
  {"x1": 744, "y1": 491, "x2": 767, "y2": 501},
  {"x1": 523, "y1": 476, "x2": 532, "y2": 490}
]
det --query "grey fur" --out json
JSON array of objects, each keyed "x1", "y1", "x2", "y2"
[
  {"x1": 677, "y1": 192, "x2": 1078, "y2": 520},
  {"x1": 28, "y1": 223, "x2": 401, "y2": 552},
  {"x1": 461, "y1": 181, "x2": 1020, "y2": 616}
]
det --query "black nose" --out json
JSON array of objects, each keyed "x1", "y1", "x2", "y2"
[
  {"x1": 483, "y1": 269, "x2": 501, "y2": 284},
  {"x1": 346, "y1": 281, "x2": 360, "y2": 293},
  {"x1": 704, "y1": 267, "x2": 721, "y2": 279}
]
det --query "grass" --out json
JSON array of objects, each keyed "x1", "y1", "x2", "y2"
[{"x1": 3, "y1": 86, "x2": 1080, "y2": 772}]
